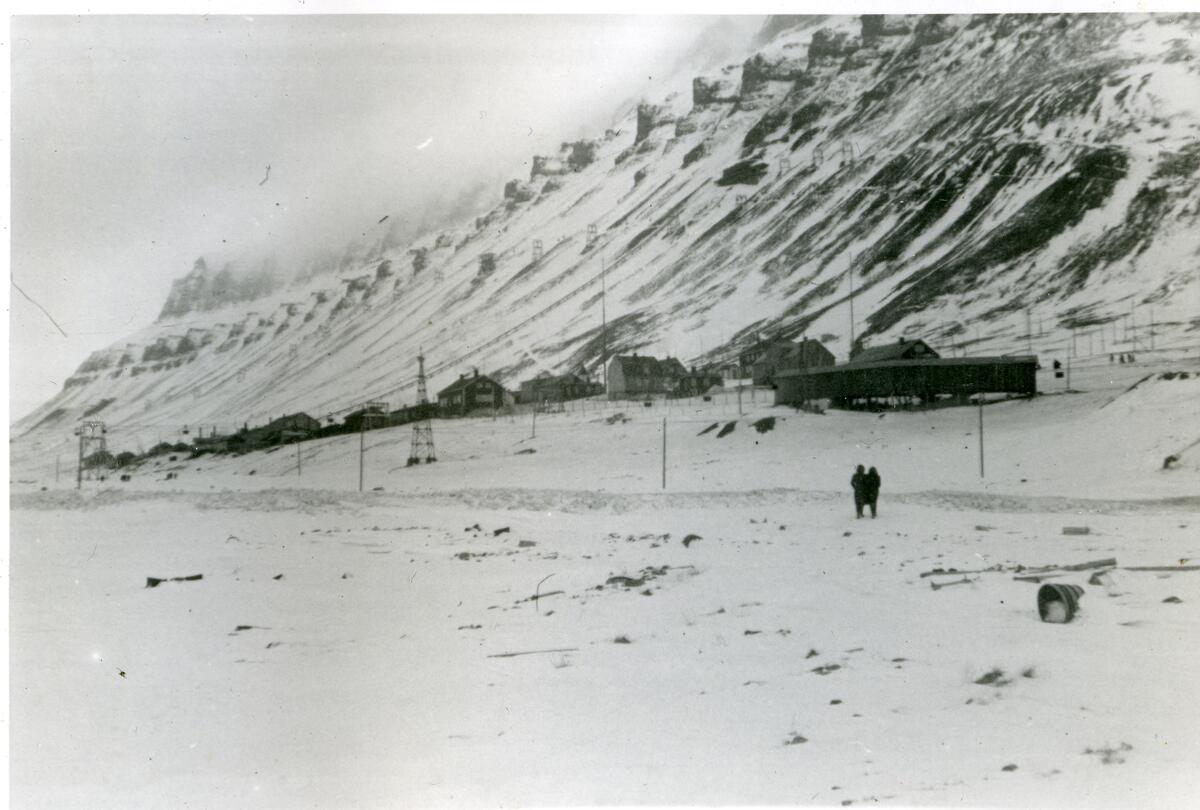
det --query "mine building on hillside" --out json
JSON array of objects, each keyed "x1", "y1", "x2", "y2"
[
  {"x1": 606, "y1": 354, "x2": 688, "y2": 399},
  {"x1": 517, "y1": 369, "x2": 602, "y2": 405},
  {"x1": 751, "y1": 337, "x2": 836, "y2": 386},
  {"x1": 437, "y1": 369, "x2": 509, "y2": 415},
  {"x1": 774, "y1": 338, "x2": 1037, "y2": 407}
]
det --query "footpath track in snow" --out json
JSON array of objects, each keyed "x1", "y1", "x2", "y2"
[{"x1": 13, "y1": 484, "x2": 1200, "y2": 517}]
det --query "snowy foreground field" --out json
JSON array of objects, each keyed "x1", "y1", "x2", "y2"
[{"x1": 10, "y1": 362, "x2": 1200, "y2": 809}]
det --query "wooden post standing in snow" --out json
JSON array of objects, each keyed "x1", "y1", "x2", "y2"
[
  {"x1": 281, "y1": 430, "x2": 305, "y2": 477},
  {"x1": 978, "y1": 399, "x2": 985, "y2": 479},
  {"x1": 661, "y1": 417, "x2": 667, "y2": 490}
]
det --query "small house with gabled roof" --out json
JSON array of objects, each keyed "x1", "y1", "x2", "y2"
[
  {"x1": 437, "y1": 369, "x2": 509, "y2": 415},
  {"x1": 751, "y1": 338, "x2": 835, "y2": 385}
]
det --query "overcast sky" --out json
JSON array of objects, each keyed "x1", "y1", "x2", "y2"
[{"x1": 9, "y1": 14, "x2": 763, "y2": 421}]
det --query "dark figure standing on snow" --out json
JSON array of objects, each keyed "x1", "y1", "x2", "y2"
[
  {"x1": 864, "y1": 466, "x2": 881, "y2": 518},
  {"x1": 851, "y1": 464, "x2": 867, "y2": 518}
]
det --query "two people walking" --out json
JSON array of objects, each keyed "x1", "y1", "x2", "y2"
[{"x1": 851, "y1": 464, "x2": 881, "y2": 519}]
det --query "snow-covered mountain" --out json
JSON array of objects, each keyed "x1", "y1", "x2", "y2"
[{"x1": 14, "y1": 13, "x2": 1200, "y2": 457}]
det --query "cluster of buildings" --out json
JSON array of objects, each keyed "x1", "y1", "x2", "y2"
[{"x1": 188, "y1": 334, "x2": 1036, "y2": 455}]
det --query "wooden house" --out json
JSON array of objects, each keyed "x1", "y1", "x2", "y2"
[
  {"x1": 517, "y1": 370, "x2": 601, "y2": 404},
  {"x1": 674, "y1": 367, "x2": 725, "y2": 398},
  {"x1": 751, "y1": 338, "x2": 835, "y2": 385},
  {"x1": 437, "y1": 370, "x2": 509, "y2": 415},
  {"x1": 848, "y1": 338, "x2": 940, "y2": 364},
  {"x1": 606, "y1": 355, "x2": 689, "y2": 399}
]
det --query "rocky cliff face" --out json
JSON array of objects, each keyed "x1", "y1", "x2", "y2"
[
  {"x1": 16, "y1": 13, "x2": 1200, "y2": 453},
  {"x1": 157, "y1": 258, "x2": 280, "y2": 321}
]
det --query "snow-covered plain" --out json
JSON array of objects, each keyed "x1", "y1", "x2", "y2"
[{"x1": 9, "y1": 360, "x2": 1200, "y2": 809}]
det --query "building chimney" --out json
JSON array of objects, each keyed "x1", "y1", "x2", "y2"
[{"x1": 473, "y1": 368, "x2": 479, "y2": 378}]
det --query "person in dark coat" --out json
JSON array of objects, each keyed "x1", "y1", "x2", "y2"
[
  {"x1": 851, "y1": 464, "x2": 867, "y2": 518},
  {"x1": 864, "y1": 466, "x2": 881, "y2": 518}
]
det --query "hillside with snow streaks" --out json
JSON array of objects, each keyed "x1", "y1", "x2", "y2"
[{"x1": 13, "y1": 13, "x2": 1200, "y2": 456}]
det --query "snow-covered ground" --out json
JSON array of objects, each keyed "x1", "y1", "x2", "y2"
[{"x1": 10, "y1": 360, "x2": 1200, "y2": 808}]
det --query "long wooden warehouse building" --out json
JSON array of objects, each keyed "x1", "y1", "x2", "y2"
[{"x1": 774, "y1": 339, "x2": 1037, "y2": 407}]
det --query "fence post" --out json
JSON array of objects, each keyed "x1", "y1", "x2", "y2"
[
  {"x1": 978, "y1": 399, "x2": 985, "y2": 478},
  {"x1": 662, "y1": 416, "x2": 667, "y2": 490}
]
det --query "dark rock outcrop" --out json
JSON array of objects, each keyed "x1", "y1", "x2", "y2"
[
  {"x1": 636, "y1": 103, "x2": 676, "y2": 143},
  {"x1": 693, "y1": 73, "x2": 740, "y2": 106},
  {"x1": 913, "y1": 15, "x2": 961, "y2": 47},
  {"x1": 157, "y1": 258, "x2": 278, "y2": 321},
  {"x1": 566, "y1": 140, "x2": 597, "y2": 171},
  {"x1": 741, "y1": 53, "x2": 808, "y2": 95},
  {"x1": 530, "y1": 155, "x2": 567, "y2": 180},
  {"x1": 674, "y1": 115, "x2": 700, "y2": 137},
  {"x1": 411, "y1": 248, "x2": 428, "y2": 275},
  {"x1": 504, "y1": 180, "x2": 537, "y2": 203},
  {"x1": 682, "y1": 141, "x2": 708, "y2": 169},
  {"x1": 743, "y1": 109, "x2": 789, "y2": 151},
  {"x1": 861, "y1": 14, "x2": 915, "y2": 41},
  {"x1": 716, "y1": 159, "x2": 769, "y2": 186},
  {"x1": 808, "y1": 28, "x2": 861, "y2": 68}
]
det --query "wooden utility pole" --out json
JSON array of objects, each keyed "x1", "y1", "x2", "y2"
[
  {"x1": 847, "y1": 263, "x2": 856, "y2": 358},
  {"x1": 601, "y1": 254, "x2": 608, "y2": 393},
  {"x1": 358, "y1": 402, "x2": 387, "y2": 492},
  {"x1": 978, "y1": 399, "x2": 985, "y2": 478},
  {"x1": 661, "y1": 417, "x2": 667, "y2": 490},
  {"x1": 281, "y1": 430, "x2": 306, "y2": 476}
]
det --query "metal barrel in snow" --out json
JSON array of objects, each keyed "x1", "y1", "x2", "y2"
[{"x1": 1037, "y1": 583, "x2": 1085, "y2": 623}]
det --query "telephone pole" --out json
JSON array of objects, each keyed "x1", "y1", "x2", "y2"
[
  {"x1": 358, "y1": 402, "x2": 387, "y2": 491},
  {"x1": 847, "y1": 261, "x2": 856, "y2": 359},
  {"x1": 978, "y1": 399, "x2": 985, "y2": 479},
  {"x1": 601, "y1": 253, "x2": 608, "y2": 392},
  {"x1": 281, "y1": 430, "x2": 306, "y2": 476}
]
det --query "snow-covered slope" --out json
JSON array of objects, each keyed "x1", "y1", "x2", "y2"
[{"x1": 13, "y1": 13, "x2": 1200, "y2": 462}]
